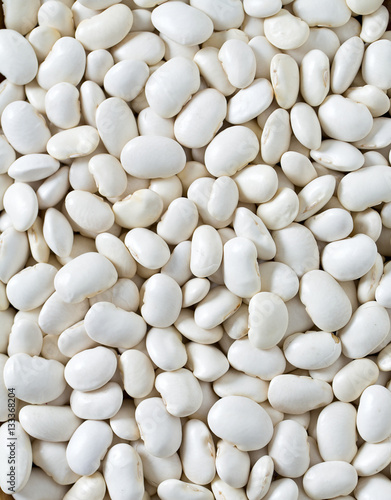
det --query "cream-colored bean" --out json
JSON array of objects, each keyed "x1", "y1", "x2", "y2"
[
  {"x1": 135, "y1": 397, "x2": 182, "y2": 458},
  {"x1": 300, "y1": 49, "x2": 330, "y2": 107},
  {"x1": 353, "y1": 117, "x2": 391, "y2": 150},
  {"x1": 194, "y1": 286, "x2": 241, "y2": 330},
  {"x1": 268, "y1": 420, "x2": 310, "y2": 478},
  {"x1": 8, "y1": 154, "x2": 59, "y2": 183},
  {"x1": 38, "y1": 292, "x2": 89, "y2": 336},
  {"x1": 208, "y1": 396, "x2": 273, "y2": 451},
  {"x1": 85, "y1": 49, "x2": 114, "y2": 86},
  {"x1": 175, "y1": 309, "x2": 223, "y2": 345},
  {"x1": 112, "y1": 31, "x2": 165, "y2": 66},
  {"x1": 376, "y1": 261, "x2": 391, "y2": 308},
  {"x1": 45, "y1": 82, "x2": 80, "y2": 129},
  {"x1": 338, "y1": 165, "x2": 391, "y2": 212},
  {"x1": 180, "y1": 419, "x2": 216, "y2": 485},
  {"x1": 113, "y1": 189, "x2": 163, "y2": 230},
  {"x1": 64, "y1": 346, "x2": 117, "y2": 392},
  {"x1": 27, "y1": 217, "x2": 50, "y2": 262},
  {"x1": 213, "y1": 369, "x2": 268, "y2": 403},
  {"x1": 215, "y1": 440, "x2": 250, "y2": 489},
  {"x1": 339, "y1": 301, "x2": 390, "y2": 359},
  {"x1": 322, "y1": 234, "x2": 377, "y2": 281},
  {"x1": 7, "y1": 319, "x2": 42, "y2": 356},
  {"x1": 194, "y1": 46, "x2": 236, "y2": 96},
  {"x1": 155, "y1": 368, "x2": 203, "y2": 417},
  {"x1": 146, "y1": 327, "x2": 187, "y2": 372},
  {"x1": 246, "y1": 455, "x2": 274, "y2": 500},
  {"x1": 76, "y1": 4, "x2": 133, "y2": 51},
  {"x1": 32, "y1": 440, "x2": 79, "y2": 485},
  {"x1": 303, "y1": 462, "x2": 358, "y2": 500},
  {"x1": 37, "y1": 37, "x2": 86, "y2": 89},
  {"x1": 3, "y1": 182, "x2": 38, "y2": 232},
  {"x1": 296, "y1": 175, "x2": 336, "y2": 222},
  {"x1": 357, "y1": 253, "x2": 383, "y2": 303},
  {"x1": 27, "y1": 26, "x2": 61, "y2": 63},
  {"x1": 58, "y1": 321, "x2": 98, "y2": 358},
  {"x1": 43, "y1": 208, "x2": 74, "y2": 258},
  {"x1": 161, "y1": 240, "x2": 192, "y2": 287},
  {"x1": 104, "y1": 59, "x2": 149, "y2": 102},
  {"x1": 95, "y1": 97, "x2": 138, "y2": 158},
  {"x1": 0, "y1": 420, "x2": 32, "y2": 493},
  {"x1": 316, "y1": 402, "x2": 357, "y2": 462},
  {"x1": 331, "y1": 37, "x2": 364, "y2": 94},
  {"x1": 357, "y1": 385, "x2": 391, "y2": 443},
  {"x1": 158, "y1": 479, "x2": 213, "y2": 500},
  {"x1": 268, "y1": 374, "x2": 333, "y2": 414},
  {"x1": 233, "y1": 207, "x2": 276, "y2": 260},
  {"x1": 140, "y1": 273, "x2": 182, "y2": 328},
  {"x1": 152, "y1": 2, "x2": 213, "y2": 46},
  {"x1": 66, "y1": 420, "x2": 113, "y2": 477},
  {"x1": 264, "y1": 9, "x2": 309, "y2": 50},
  {"x1": 137, "y1": 107, "x2": 175, "y2": 139},
  {"x1": 362, "y1": 39, "x2": 391, "y2": 90},
  {"x1": 19, "y1": 405, "x2": 81, "y2": 443},
  {"x1": 0, "y1": 29, "x2": 38, "y2": 85},
  {"x1": 270, "y1": 54, "x2": 299, "y2": 109},
  {"x1": 186, "y1": 342, "x2": 229, "y2": 383},
  {"x1": 223, "y1": 237, "x2": 261, "y2": 299},
  {"x1": 228, "y1": 338, "x2": 286, "y2": 381},
  {"x1": 95, "y1": 233, "x2": 136, "y2": 280},
  {"x1": 234, "y1": 164, "x2": 278, "y2": 204},
  {"x1": 211, "y1": 478, "x2": 247, "y2": 500},
  {"x1": 257, "y1": 188, "x2": 300, "y2": 232},
  {"x1": 344, "y1": 85, "x2": 390, "y2": 117},
  {"x1": 54, "y1": 252, "x2": 117, "y2": 304},
  {"x1": 85, "y1": 302, "x2": 146, "y2": 350},
  {"x1": 300, "y1": 270, "x2": 352, "y2": 332},
  {"x1": 0, "y1": 227, "x2": 29, "y2": 283},
  {"x1": 319, "y1": 95, "x2": 373, "y2": 142},
  {"x1": 218, "y1": 39, "x2": 256, "y2": 89},
  {"x1": 273, "y1": 223, "x2": 319, "y2": 277},
  {"x1": 174, "y1": 88, "x2": 226, "y2": 148},
  {"x1": 145, "y1": 57, "x2": 200, "y2": 118},
  {"x1": 63, "y1": 472, "x2": 106, "y2": 500},
  {"x1": 4, "y1": 353, "x2": 66, "y2": 404},
  {"x1": 121, "y1": 136, "x2": 186, "y2": 179},
  {"x1": 190, "y1": 225, "x2": 222, "y2": 278},
  {"x1": 6, "y1": 263, "x2": 56, "y2": 312},
  {"x1": 290, "y1": 102, "x2": 322, "y2": 150},
  {"x1": 249, "y1": 35, "x2": 280, "y2": 79},
  {"x1": 248, "y1": 292, "x2": 288, "y2": 350},
  {"x1": 353, "y1": 438, "x2": 391, "y2": 477},
  {"x1": 125, "y1": 228, "x2": 170, "y2": 271},
  {"x1": 261, "y1": 108, "x2": 291, "y2": 165},
  {"x1": 205, "y1": 125, "x2": 259, "y2": 177},
  {"x1": 2, "y1": 100, "x2": 50, "y2": 155},
  {"x1": 311, "y1": 140, "x2": 364, "y2": 173},
  {"x1": 284, "y1": 331, "x2": 341, "y2": 371}
]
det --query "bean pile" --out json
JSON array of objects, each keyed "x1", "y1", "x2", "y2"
[{"x1": 0, "y1": 0, "x2": 391, "y2": 499}]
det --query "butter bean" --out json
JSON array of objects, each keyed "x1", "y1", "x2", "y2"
[
  {"x1": 76, "y1": 4, "x2": 133, "y2": 51},
  {"x1": 64, "y1": 346, "x2": 117, "y2": 392},
  {"x1": 155, "y1": 368, "x2": 202, "y2": 417},
  {"x1": 0, "y1": 29, "x2": 38, "y2": 85},
  {"x1": 208, "y1": 396, "x2": 273, "y2": 451},
  {"x1": 66, "y1": 420, "x2": 113, "y2": 476},
  {"x1": 357, "y1": 385, "x2": 391, "y2": 443},
  {"x1": 339, "y1": 301, "x2": 390, "y2": 359},
  {"x1": 4, "y1": 353, "x2": 66, "y2": 404},
  {"x1": 205, "y1": 125, "x2": 259, "y2": 177},
  {"x1": 303, "y1": 462, "x2": 358, "y2": 500},
  {"x1": 268, "y1": 420, "x2": 310, "y2": 478},
  {"x1": 316, "y1": 402, "x2": 357, "y2": 462},
  {"x1": 268, "y1": 375, "x2": 333, "y2": 414},
  {"x1": 264, "y1": 9, "x2": 310, "y2": 50}
]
